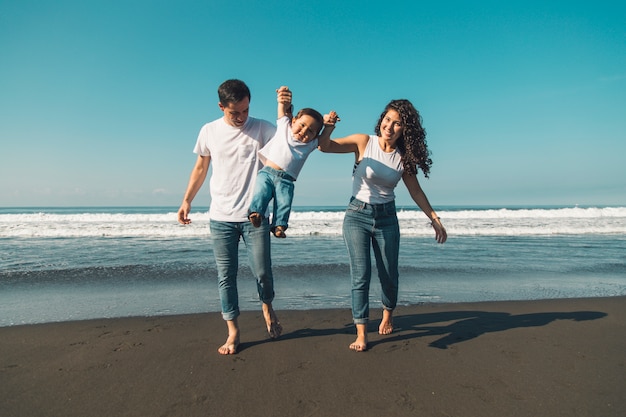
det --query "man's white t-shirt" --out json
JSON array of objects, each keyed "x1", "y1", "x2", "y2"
[{"x1": 193, "y1": 117, "x2": 276, "y2": 222}]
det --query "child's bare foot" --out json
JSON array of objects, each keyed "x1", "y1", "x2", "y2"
[
  {"x1": 273, "y1": 226, "x2": 286, "y2": 238},
  {"x1": 262, "y1": 303, "x2": 282, "y2": 339},
  {"x1": 248, "y1": 212, "x2": 262, "y2": 228},
  {"x1": 379, "y1": 309, "x2": 394, "y2": 335}
]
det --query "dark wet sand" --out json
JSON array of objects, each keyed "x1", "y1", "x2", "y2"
[{"x1": 1, "y1": 297, "x2": 625, "y2": 417}]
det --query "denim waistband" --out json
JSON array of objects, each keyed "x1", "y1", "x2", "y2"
[
  {"x1": 349, "y1": 196, "x2": 396, "y2": 211},
  {"x1": 261, "y1": 165, "x2": 295, "y2": 182}
]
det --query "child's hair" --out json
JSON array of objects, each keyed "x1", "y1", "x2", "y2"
[
  {"x1": 294, "y1": 108, "x2": 324, "y2": 136},
  {"x1": 218, "y1": 79, "x2": 251, "y2": 106}
]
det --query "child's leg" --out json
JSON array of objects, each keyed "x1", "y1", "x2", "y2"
[
  {"x1": 249, "y1": 169, "x2": 275, "y2": 225},
  {"x1": 272, "y1": 176, "x2": 295, "y2": 231}
]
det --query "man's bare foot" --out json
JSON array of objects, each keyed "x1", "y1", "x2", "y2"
[
  {"x1": 379, "y1": 309, "x2": 394, "y2": 335},
  {"x1": 248, "y1": 212, "x2": 262, "y2": 228},
  {"x1": 350, "y1": 323, "x2": 368, "y2": 352},
  {"x1": 262, "y1": 303, "x2": 282, "y2": 339},
  {"x1": 218, "y1": 319, "x2": 240, "y2": 355}
]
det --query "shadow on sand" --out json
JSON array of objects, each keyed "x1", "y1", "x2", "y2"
[
  {"x1": 263, "y1": 309, "x2": 607, "y2": 351},
  {"x1": 377, "y1": 309, "x2": 607, "y2": 349}
]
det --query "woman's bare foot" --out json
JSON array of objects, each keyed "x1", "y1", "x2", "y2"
[
  {"x1": 349, "y1": 337, "x2": 368, "y2": 352},
  {"x1": 248, "y1": 212, "x2": 262, "y2": 228},
  {"x1": 379, "y1": 309, "x2": 394, "y2": 335},
  {"x1": 262, "y1": 303, "x2": 282, "y2": 339},
  {"x1": 218, "y1": 338, "x2": 239, "y2": 355},
  {"x1": 349, "y1": 324, "x2": 368, "y2": 352},
  {"x1": 218, "y1": 319, "x2": 240, "y2": 355}
]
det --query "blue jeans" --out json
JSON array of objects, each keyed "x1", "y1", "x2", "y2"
[
  {"x1": 249, "y1": 166, "x2": 295, "y2": 229},
  {"x1": 342, "y1": 197, "x2": 400, "y2": 324},
  {"x1": 210, "y1": 219, "x2": 274, "y2": 321}
]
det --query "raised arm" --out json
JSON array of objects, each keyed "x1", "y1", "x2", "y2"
[
  {"x1": 317, "y1": 111, "x2": 339, "y2": 150},
  {"x1": 318, "y1": 112, "x2": 369, "y2": 158},
  {"x1": 276, "y1": 86, "x2": 293, "y2": 119}
]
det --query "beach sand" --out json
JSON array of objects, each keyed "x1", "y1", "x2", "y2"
[{"x1": 1, "y1": 297, "x2": 624, "y2": 417}]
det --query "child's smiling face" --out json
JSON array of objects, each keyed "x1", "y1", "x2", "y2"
[{"x1": 291, "y1": 115, "x2": 322, "y2": 143}]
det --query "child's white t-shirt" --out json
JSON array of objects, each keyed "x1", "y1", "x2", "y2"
[
  {"x1": 193, "y1": 117, "x2": 276, "y2": 222},
  {"x1": 258, "y1": 116, "x2": 318, "y2": 180}
]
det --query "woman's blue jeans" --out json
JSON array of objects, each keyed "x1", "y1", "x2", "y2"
[
  {"x1": 342, "y1": 197, "x2": 400, "y2": 324},
  {"x1": 210, "y1": 219, "x2": 274, "y2": 321},
  {"x1": 249, "y1": 166, "x2": 295, "y2": 229}
]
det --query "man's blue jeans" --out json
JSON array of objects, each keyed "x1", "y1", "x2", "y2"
[
  {"x1": 210, "y1": 219, "x2": 274, "y2": 321},
  {"x1": 342, "y1": 197, "x2": 400, "y2": 324},
  {"x1": 249, "y1": 166, "x2": 295, "y2": 229}
]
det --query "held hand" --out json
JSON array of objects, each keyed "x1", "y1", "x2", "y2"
[
  {"x1": 276, "y1": 86, "x2": 292, "y2": 105},
  {"x1": 431, "y1": 218, "x2": 447, "y2": 244},
  {"x1": 324, "y1": 110, "x2": 340, "y2": 126},
  {"x1": 177, "y1": 203, "x2": 192, "y2": 225}
]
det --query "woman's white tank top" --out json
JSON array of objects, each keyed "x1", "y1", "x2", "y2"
[{"x1": 352, "y1": 135, "x2": 404, "y2": 204}]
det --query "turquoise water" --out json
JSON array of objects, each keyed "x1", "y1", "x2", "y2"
[{"x1": 1, "y1": 206, "x2": 625, "y2": 326}]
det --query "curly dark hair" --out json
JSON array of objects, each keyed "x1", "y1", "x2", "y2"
[{"x1": 374, "y1": 99, "x2": 432, "y2": 178}]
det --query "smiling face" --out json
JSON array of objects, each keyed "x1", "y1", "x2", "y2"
[
  {"x1": 219, "y1": 97, "x2": 250, "y2": 128},
  {"x1": 291, "y1": 114, "x2": 322, "y2": 143},
  {"x1": 379, "y1": 109, "x2": 404, "y2": 142}
]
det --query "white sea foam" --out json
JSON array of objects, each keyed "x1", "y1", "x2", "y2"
[
  {"x1": 1, "y1": 207, "x2": 625, "y2": 238},
  {"x1": 2, "y1": 206, "x2": 625, "y2": 327}
]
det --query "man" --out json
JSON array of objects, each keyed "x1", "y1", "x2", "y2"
[{"x1": 178, "y1": 79, "x2": 283, "y2": 355}]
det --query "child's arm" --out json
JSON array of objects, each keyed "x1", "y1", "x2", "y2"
[
  {"x1": 276, "y1": 86, "x2": 293, "y2": 119},
  {"x1": 318, "y1": 112, "x2": 369, "y2": 156},
  {"x1": 318, "y1": 111, "x2": 343, "y2": 152}
]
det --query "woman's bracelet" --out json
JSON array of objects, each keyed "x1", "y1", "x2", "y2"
[{"x1": 430, "y1": 216, "x2": 440, "y2": 225}]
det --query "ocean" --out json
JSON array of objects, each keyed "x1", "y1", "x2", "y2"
[{"x1": 1, "y1": 205, "x2": 625, "y2": 327}]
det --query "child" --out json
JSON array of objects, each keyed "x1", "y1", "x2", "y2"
[{"x1": 248, "y1": 86, "x2": 338, "y2": 238}]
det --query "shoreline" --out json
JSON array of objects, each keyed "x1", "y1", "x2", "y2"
[{"x1": 2, "y1": 296, "x2": 625, "y2": 416}]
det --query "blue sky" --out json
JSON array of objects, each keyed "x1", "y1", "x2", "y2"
[{"x1": 1, "y1": 0, "x2": 625, "y2": 208}]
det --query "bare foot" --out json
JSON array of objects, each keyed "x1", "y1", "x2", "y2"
[
  {"x1": 273, "y1": 226, "x2": 286, "y2": 238},
  {"x1": 218, "y1": 319, "x2": 240, "y2": 355},
  {"x1": 262, "y1": 303, "x2": 282, "y2": 339},
  {"x1": 218, "y1": 338, "x2": 239, "y2": 355},
  {"x1": 349, "y1": 338, "x2": 368, "y2": 352},
  {"x1": 379, "y1": 309, "x2": 394, "y2": 335},
  {"x1": 349, "y1": 324, "x2": 368, "y2": 352},
  {"x1": 248, "y1": 212, "x2": 262, "y2": 228}
]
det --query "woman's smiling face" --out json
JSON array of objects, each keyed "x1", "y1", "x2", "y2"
[{"x1": 379, "y1": 109, "x2": 404, "y2": 141}]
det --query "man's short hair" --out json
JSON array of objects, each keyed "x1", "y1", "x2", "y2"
[{"x1": 218, "y1": 79, "x2": 251, "y2": 105}]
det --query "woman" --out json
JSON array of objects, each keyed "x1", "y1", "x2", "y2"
[{"x1": 319, "y1": 100, "x2": 447, "y2": 352}]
